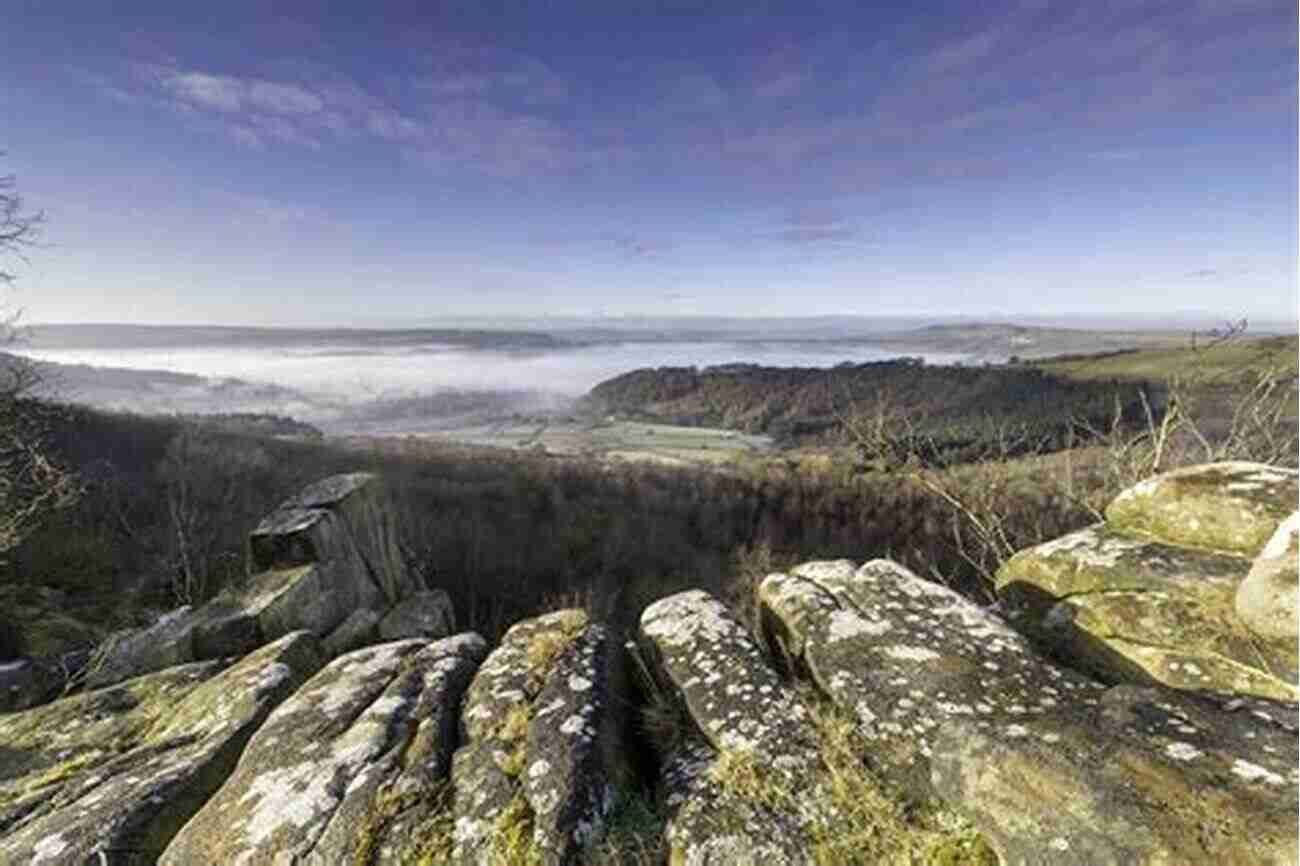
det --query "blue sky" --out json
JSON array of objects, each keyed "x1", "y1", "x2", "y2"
[{"x1": 2, "y1": 0, "x2": 1296, "y2": 325}]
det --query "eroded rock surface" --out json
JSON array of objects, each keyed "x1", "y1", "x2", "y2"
[
  {"x1": 760, "y1": 560, "x2": 1103, "y2": 797},
  {"x1": 1105, "y1": 461, "x2": 1297, "y2": 555},
  {"x1": 251, "y1": 471, "x2": 417, "y2": 604},
  {"x1": 998, "y1": 463, "x2": 1299, "y2": 701},
  {"x1": 639, "y1": 589, "x2": 822, "y2": 865},
  {"x1": 452, "y1": 609, "x2": 628, "y2": 866},
  {"x1": 641, "y1": 590, "x2": 817, "y2": 763},
  {"x1": 659, "y1": 738, "x2": 813, "y2": 866},
  {"x1": 83, "y1": 605, "x2": 198, "y2": 690},
  {"x1": 378, "y1": 589, "x2": 455, "y2": 642},
  {"x1": 75, "y1": 472, "x2": 433, "y2": 698},
  {"x1": 160, "y1": 632, "x2": 487, "y2": 866},
  {"x1": 322, "y1": 607, "x2": 382, "y2": 657},
  {"x1": 1237, "y1": 511, "x2": 1300, "y2": 641},
  {"x1": 931, "y1": 684, "x2": 1300, "y2": 866},
  {"x1": 0, "y1": 631, "x2": 324, "y2": 865}
]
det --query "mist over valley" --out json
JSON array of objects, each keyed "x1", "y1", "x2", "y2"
[{"x1": 12, "y1": 321, "x2": 977, "y2": 438}]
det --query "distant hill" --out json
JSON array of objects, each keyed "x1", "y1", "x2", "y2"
[
  {"x1": 20, "y1": 323, "x2": 573, "y2": 351},
  {"x1": 581, "y1": 358, "x2": 1156, "y2": 462}
]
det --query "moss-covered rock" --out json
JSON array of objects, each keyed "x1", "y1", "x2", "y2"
[
  {"x1": 760, "y1": 559, "x2": 1104, "y2": 799},
  {"x1": 658, "y1": 737, "x2": 814, "y2": 866},
  {"x1": 998, "y1": 512, "x2": 1297, "y2": 701},
  {"x1": 159, "y1": 632, "x2": 486, "y2": 866},
  {"x1": 1104, "y1": 461, "x2": 1297, "y2": 555},
  {"x1": 639, "y1": 590, "x2": 824, "y2": 865},
  {"x1": 0, "y1": 631, "x2": 324, "y2": 865},
  {"x1": 1043, "y1": 589, "x2": 1296, "y2": 700},
  {"x1": 931, "y1": 685, "x2": 1300, "y2": 865},
  {"x1": 0, "y1": 584, "x2": 102, "y2": 661},
  {"x1": 452, "y1": 608, "x2": 631, "y2": 866},
  {"x1": 1236, "y1": 511, "x2": 1299, "y2": 641}
]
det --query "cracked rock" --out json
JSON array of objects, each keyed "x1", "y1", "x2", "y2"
[{"x1": 160, "y1": 632, "x2": 486, "y2": 865}]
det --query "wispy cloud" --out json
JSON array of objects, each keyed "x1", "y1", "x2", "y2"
[
  {"x1": 88, "y1": 0, "x2": 1293, "y2": 189},
  {"x1": 166, "y1": 71, "x2": 244, "y2": 112}
]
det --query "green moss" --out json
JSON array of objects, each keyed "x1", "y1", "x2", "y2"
[
  {"x1": 705, "y1": 696, "x2": 998, "y2": 866},
  {"x1": 490, "y1": 791, "x2": 542, "y2": 866}
]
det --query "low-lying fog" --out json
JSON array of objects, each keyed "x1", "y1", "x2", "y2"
[{"x1": 14, "y1": 329, "x2": 968, "y2": 435}]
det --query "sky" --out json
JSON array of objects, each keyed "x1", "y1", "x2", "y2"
[{"x1": 2, "y1": 0, "x2": 1296, "y2": 326}]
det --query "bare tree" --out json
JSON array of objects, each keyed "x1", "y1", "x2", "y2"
[{"x1": 0, "y1": 161, "x2": 78, "y2": 557}]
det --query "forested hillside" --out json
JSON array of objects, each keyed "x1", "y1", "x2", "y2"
[
  {"x1": 2, "y1": 401, "x2": 1101, "y2": 658},
  {"x1": 582, "y1": 358, "x2": 1158, "y2": 460}
]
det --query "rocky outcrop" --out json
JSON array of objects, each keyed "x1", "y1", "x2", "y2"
[
  {"x1": 160, "y1": 632, "x2": 487, "y2": 865},
  {"x1": 249, "y1": 471, "x2": 418, "y2": 605},
  {"x1": 0, "y1": 584, "x2": 101, "y2": 660},
  {"x1": 932, "y1": 685, "x2": 1299, "y2": 865},
  {"x1": 757, "y1": 552, "x2": 1299, "y2": 866},
  {"x1": 759, "y1": 559, "x2": 1104, "y2": 798},
  {"x1": 1236, "y1": 511, "x2": 1299, "y2": 641},
  {"x1": 377, "y1": 589, "x2": 455, "y2": 641},
  {"x1": 997, "y1": 462, "x2": 1299, "y2": 700},
  {"x1": 0, "y1": 652, "x2": 87, "y2": 715},
  {"x1": 639, "y1": 590, "x2": 823, "y2": 865},
  {"x1": 452, "y1": 609, "x2": 630, "y2": 866},
  {"x1": 0, "y1": 584, "x2": 101, "y2": 713},
  {"x1": 4, "y1": 460, "x2": 1294, "y2": 864},
  {"x1": 0, "y1": 631, "x2": 324, "y2": 865},
  {"x1": 1104, "y1": 461, "x2": 1297, "y2": 555},
  {"x1": 322, "y1": 607, "x2": 382, "y2": 656},
  {"x1": 78, "y1": 472, "x2": 433, "y2": 696}
]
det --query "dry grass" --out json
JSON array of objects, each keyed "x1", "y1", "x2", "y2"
[{"x1": 707, "y1": 693, "x2": 997, "y2": 866}]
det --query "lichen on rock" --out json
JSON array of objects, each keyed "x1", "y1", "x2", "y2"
[
  {"x1": 160, "y1": 631, "x2": 487, "y2": 866},
  {"x1": 451, "y1": 608, "x2": 629, "y2": 866},
  {"x1": 760, "y1": 559, "x2": 1103, "y2": 798},
  {"x1": 930, "y1": 684, "x2": 1300, "y2": 865},
  {"x1": 0, "y1": 631, "x2": 324, "y2": 866}
]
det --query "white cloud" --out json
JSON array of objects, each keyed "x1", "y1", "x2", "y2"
[
  {"x1": 167, "y1": 72, "x2": 244, "y2": 111},
  {"x1": 247, "y1": 81, "x2": 323, "y2": 115}
]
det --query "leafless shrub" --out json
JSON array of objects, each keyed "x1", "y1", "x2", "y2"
[
  {"x1": 838, "y1": 321, "x2": 1296, "y2": 595},
  {"x1": 0, "y1": 163, "x2": 79, "y2": 560}
]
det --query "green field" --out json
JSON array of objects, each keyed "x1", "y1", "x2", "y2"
[
  {"x1": 400, "y1": 417, "x2": 774, "y2": 466},
  {"x1": 1033, "y1": 334, "x2": 1297, "y2": 383}
]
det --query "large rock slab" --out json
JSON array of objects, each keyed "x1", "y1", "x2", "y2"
[
  {"x1": 760, "y1": 560, "x2": 1103, "y2": 798},
  {"x1": 1237, "y1": 511, "x2": 1299, "y2": 641},
  {"x1": 250, "y1": 471, "x2": 417, "y2": 604},
  {"x1": 82, "y1": 605, "x2": 199, "y2": 690},
  {"x1": 452, "y1": 609, "x2": 630, "y2": 866},
  {"x1": 0, "y1": 631, "x2": 324, "y2": 865},
  {"x1": 160, "y1": 632, "x2": 487, "y2": 866},
  {"x1": 523, "y1": 624, "x2": 629, "y2": 863},
  {"x1": 658, "y1": 737, "x2": 814, "y2": 866},
  {"x1": 931, "y1": 684, "x2": 1300, "y2": 865},
  {"x1": 321, "y1": 607, "x2": 382, "y2": 657},
  {"x1": 998, "y1": 523, "x2": 1296, "y2": 700},
  {"x1": 77, "y1": 472, "x2": 426, "y2": 697},
  {"x1": 378, "y1": 589, "x2": 455, "y2": 641},
  {"x1": 640, "y1": 589, "x2": 818, "y2": 764},
  {"x1": 1105, "y1": 461, "x2": 1297, "y2": 555},
  {"x1": 639, "y1": 590, "x2": 823, "y2": 865}
]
